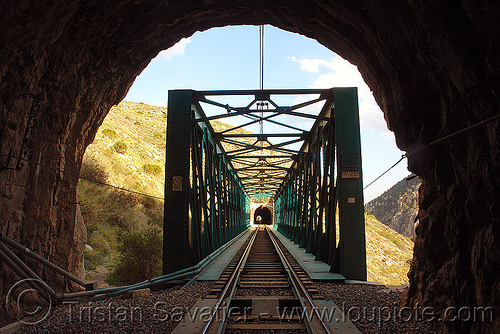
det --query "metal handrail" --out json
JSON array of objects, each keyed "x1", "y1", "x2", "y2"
[
  {"x1": 0, "y1": 234, "x2": 87, "y2": 288},
  {"x1": 0, "y1": 229, "x2": 249, "y2": 302}
]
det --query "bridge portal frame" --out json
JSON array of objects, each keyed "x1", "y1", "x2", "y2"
[{"x1": 163, "y1": 88, "x2": 366, "y2": 281}]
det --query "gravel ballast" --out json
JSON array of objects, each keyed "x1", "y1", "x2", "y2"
[
  {"x1": 16, "y1": 281, "x2": 215, "y2": 334},
  {"x1": 6, "y1": 281, "x2": 452, "y2": 333},
  {"x1": 315, "y1": 282, "x2": 447, "y2": 334}
]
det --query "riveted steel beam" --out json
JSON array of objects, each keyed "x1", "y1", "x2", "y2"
[
  {"x1": 333, "y1": 88, "x2": 366, "y2": 281},
  {"x1": 164, "y1": 88, "x2": 365, "y2": 281}
]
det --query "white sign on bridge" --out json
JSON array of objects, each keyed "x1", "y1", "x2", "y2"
[{"x1": 172, "y1": 176, "x2": 183, "y2": 191}]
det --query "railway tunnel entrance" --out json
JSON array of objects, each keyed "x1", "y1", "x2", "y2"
[
  {"x1": 253, "y1": 205, "x2": 273, "y2": 225},
  {"x1": 2, "y1": 3, "x2": 499, "y2": 333}
]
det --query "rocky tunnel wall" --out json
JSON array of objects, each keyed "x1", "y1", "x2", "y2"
[{"x1": 0, "y1": 1, "x2": 499, "y2": 332}]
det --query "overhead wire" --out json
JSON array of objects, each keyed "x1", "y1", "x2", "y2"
[
  {"x1": 0, "y1": 153, "x2": 164, "y2": 200},
  {"x1": 363, "y1": 112, "x2": 500, "y2": 190},
  {"x1": 363, "y1": 154, "x2": 406, "y2": 190},
  {"x1": 258, "y1": 3, "x2": 265, "y2": 137},
  {"x1": 259, "y1": 24, "x2": 265, "y2": 136},
  {"x1": 3, "y1": 112, "x2": 498, "y2": 197},
  {"x1": 258, "y1": 1, "x2": 265, "y2": 196}
]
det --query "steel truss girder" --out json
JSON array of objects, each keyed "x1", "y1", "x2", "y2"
[
  {"x1": 163, "y1": 88, "x2": 366, "y2": 281},
  {"x1": 274, "y1": 88, "x2": 366, "y2": 281},
  {"x1": 163, "y1": 90, "x2": 250, "y2": 274}
]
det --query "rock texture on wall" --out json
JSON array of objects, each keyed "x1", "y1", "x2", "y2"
[{"x1": 0, "y1": 1, "x2": 499, "y2": 332}]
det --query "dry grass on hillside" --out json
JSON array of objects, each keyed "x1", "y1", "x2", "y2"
[{"x1": 365, "y1": 215, "x2": 413, "y2": 285}]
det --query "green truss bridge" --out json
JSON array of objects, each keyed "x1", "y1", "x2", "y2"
[{"x1": 163, "y1": 88, "x2": 366, "y2": 281}]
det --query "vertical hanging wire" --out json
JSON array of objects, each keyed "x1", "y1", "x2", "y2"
[
  {"x1": 259, "y1": 20, "x2": 264, "y2": 135},
  {"x1": 258, "y1": 1, "x2": 265, "y2": 197}
]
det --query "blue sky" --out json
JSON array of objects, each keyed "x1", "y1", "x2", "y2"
[{"x1": 125, "y1": 25, "x2": 411, "y2": 202}]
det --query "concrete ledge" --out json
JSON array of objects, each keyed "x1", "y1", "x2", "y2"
[
  {"x1": 198, "y1": 229, "x2": 253, "y2": 280},
  {"x1": 172, "y1": 299, "x2": 219, "y2": 333},
  {"x1": 344, "y1": 280, "x2": 385, "y2": 286},
  {"x1": 271, "y1": 229, "x2": 345, "y2": 281},
  {"x1": 313, "y1": 300, "x2": 361, "y2": 333}
]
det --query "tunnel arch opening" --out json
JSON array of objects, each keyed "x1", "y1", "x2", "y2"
[
  {"x1": 3, "y1": 3, "x2": 497, "y2": 333},
  {"x1": 90, "y1": 4, "x2": 485, "y2": 316},
  {"x1": 100, "y1": 9, "x2": 485, "y2": 328},
  {"x1": 90, "y1": 24, "x2": 382, "y2": 291},
  {"x1": 124, "y1": 25, "x2": 408, "y2": 202},
  {"x1": 253, "y1": 205, "x2": 273, "y2": 225}
]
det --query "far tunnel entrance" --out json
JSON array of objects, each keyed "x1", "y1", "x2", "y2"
[{"x1": 254, "y1": 206, "x2": 273, "y2": 225}]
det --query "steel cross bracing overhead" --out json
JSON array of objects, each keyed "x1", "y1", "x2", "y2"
[
  {"x1": 163, "y1": 88, "x2": 366, "y2": 281},
  {"x1": 192, "y1": 89, "x2": 333, "y2": 202}
]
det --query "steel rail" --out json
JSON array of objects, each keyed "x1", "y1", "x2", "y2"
[
  {"x1": 201, "y1": 227, "x2": 259, "y2": 334},
  {"x1": 267, "y1": 226, "x2": 331, "y2": 334},
  {"x1": 200, "y1": 226, "x2": 331, "y2": 333}
]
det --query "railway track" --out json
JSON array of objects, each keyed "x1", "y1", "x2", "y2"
[{"x1": 174, "y1": 226, "x2": 359, "y2": 333}]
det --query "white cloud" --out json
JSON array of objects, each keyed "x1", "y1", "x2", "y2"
[
  {"x1": 288, "y1": 54, "x2": 392, "y2": 137},
  {"x1": 287, "y1": 56, "x2": 337, "y2": 73},
  {"x1": 291, "y1": 94, "x2": 324, "y2": 117},
  {"x1": 155, "y1": 38, "x2": 192, "y2": 61},
  {"x1": 381, "y1": 131, "x2": 394, "y2": 140}
]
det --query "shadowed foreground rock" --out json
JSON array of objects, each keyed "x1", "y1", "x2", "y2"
[{"x1": 1, "y1": 1, "x2": 499, "y2": 332}]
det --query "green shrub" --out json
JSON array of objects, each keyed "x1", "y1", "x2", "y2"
[
  {"x1": 102, "y1": 128, "x2": 118, "y2": 139},
  {"x1": 84, "y1": 247, "x2": 106, "y2": 271},
  {"x1": 152, "y1": 132, "x2": 166, "y2": 150},
  {"x1": 106, "y1": 228, "x2": 163, "y2": 285},
  {"x1": 84, "y1": 223, "x2": 121, "y2": 270},
  {"x1": 80, "y1": 156, "x2": 108, "y2": 183},
  {"x1": 153, "y1": 132, "x2": 164, "y2": 140},
  {"x1": 113, "y1": 141, "x2": 128, "y2": 154},
  {"x1": 105, "y1": 190, "x2": 140, "y2": 229},
  {"x1": 140, "y1": 196, "x2": 157, "y2": 209},
  {"x1": 79, "y1": 179, "x2": 140, "y2": 231},
  {"x1": 142, "y1": 163, "x2": 162, "y2": 175},
  {"x1": 140, "y1": 197, "x2": 164, "y2": 228}
]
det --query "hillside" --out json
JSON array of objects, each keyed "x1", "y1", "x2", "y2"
[
  {"x1": 365, "y1": 176, "x2": 421, "y2": 239},
  {"x1": 365, "y1": 215, "x2": 413, "y2": 284},
  {"x1": 79, "y1": 101, "x2": 168, "y2": 286},
  {"x1": 82, "y1": 101, "x2": 168, "y2": 198},
  {"x1": 79, "y1": 101, "x2": 413, "y2": 286},
  {"x1": 78, "y1": 101, "x2": 257, "y2": 285}
]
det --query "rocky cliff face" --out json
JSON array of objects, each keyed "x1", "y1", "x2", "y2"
[
  {"x1": 1, "y1": 1, "x2": 499, "y2": 332},
  {"x1": 366, "y1": 177, "x2": 420, "y2": 239}
]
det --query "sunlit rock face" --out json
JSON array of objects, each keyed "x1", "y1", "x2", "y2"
[{"x1": 1, "y1": 1, "x2": 499, "y2": 331}]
